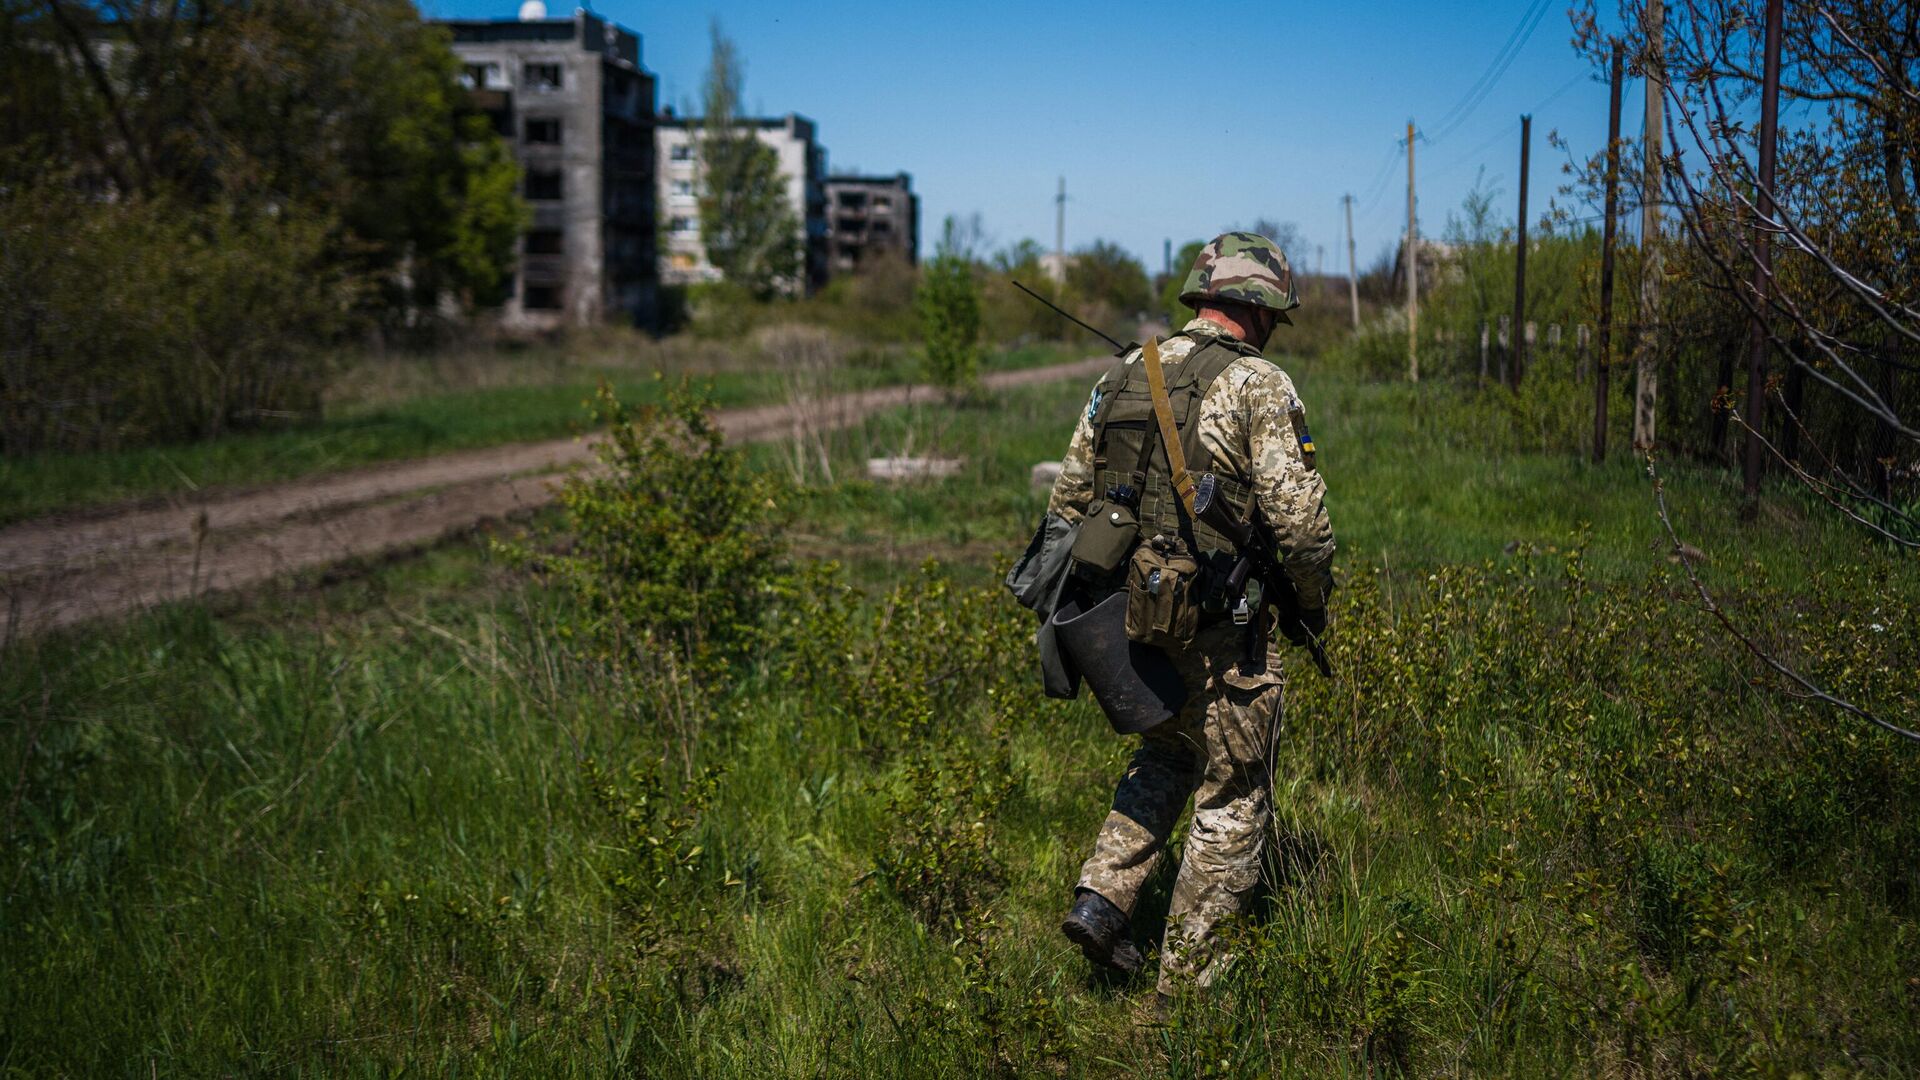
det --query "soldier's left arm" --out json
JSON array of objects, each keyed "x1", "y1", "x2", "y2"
[{"x1": 1242, "y1": 366, "x2": 1336, "y2": 607}]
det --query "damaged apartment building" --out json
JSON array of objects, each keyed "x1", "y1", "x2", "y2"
[
  {"x1": 656, "y1": 113, "x2": 832, "y2": 295},
  {"x1": 436, "y1": 6, "x2": 658, "y2": 328},
  {"x1": 823, "y1": 173, "x2": 919, "y2": 274}
]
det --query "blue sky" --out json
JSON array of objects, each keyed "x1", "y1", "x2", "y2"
[{"x1": 424, "y1": 0, "x2": 1643, "y2": 276}]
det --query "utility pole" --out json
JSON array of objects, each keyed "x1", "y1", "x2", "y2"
[
  {"x1": 1406, "y1": 118, "x2": 1419, "y2": 382},
  {"x1": 1743, "y1": 0, "x2": 1784, "y2": 500},
  {"x1": 1316, "y1": 244, "x2": 1324, "y2": 285},
  {"x1": 1595, "y1": 45, "x2": 1624, "y2": 464},
  {"x1": 1632, "y1": 0, "x2": 1665, "y2": 448},
  {"x1": 1511, "y1": 114, "x2": 1532, "y2": 390},
  {"x1": 1054, "y1": 176, "x2": 1066, "y2": 265},
  {"x1": 1163, "y1": 238, "x2": 1171, "y2": 279},
  {"x1": 1344, "y1": 193, "x2": 1360, "y2": 329}
]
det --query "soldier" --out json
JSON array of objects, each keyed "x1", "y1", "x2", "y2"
[{"x1": 1046, "y1": 232, "x2": 1336, "y2": 1006}]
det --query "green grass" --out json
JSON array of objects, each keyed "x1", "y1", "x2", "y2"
[
  {"x1": 0, "y1": 340, "x2": 1079, "y2": 526},
  {"x1": 4, "y1": 362, "x2": 1917, "y2": 1075}
]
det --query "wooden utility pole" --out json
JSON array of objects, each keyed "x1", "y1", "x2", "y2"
[
  {"x1": 1344, "y1": 193, "x2": 1360, "y2": 329},
  {"x1": 1406, "y1": 119, "x2": 1419, "y2": 382},
  {"x1": 1511, "y1": 114, "x2": 1532, "y2": 390},
  {"x1": 1743, "y1": 0, "x2": 1784, "y2": 499},
  {"x1": 1595, "y1": 45, "x2": 1624, "y2": 464},
  {"x1": 1631, "y1": 0, "x2": 1665, "y2": 448}
]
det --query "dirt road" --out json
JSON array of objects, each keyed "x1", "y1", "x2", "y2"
[{"x1": 0, "y1": 357, "x2": 1106, "y2": 642}]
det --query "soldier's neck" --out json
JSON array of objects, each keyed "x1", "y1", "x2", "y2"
[{"x1": 1192, "y1": 307, "x2": 1259, "y2": 345}]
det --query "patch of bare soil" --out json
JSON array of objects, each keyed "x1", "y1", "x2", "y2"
[{"x1": 0, "y1": 357, "x2": 1106, "y2": 642}]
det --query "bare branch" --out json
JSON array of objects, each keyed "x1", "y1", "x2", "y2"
[{"x1": 1644, "y1": 451, "x2": 1920, "y2": 745}]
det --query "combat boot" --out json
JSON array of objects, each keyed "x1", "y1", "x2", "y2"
[{"x1": 1061, "y1": 888, "x2": 1143, "y2": 975}]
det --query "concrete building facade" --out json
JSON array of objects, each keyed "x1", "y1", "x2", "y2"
[
  {"x1": 656, "y1": 114, "x2": 829, "y2": 295},
  {"x1": 823, "y1": 173, "x2": 918, "y2": 274},
  {"x1": 437, "y1": 11, "x2": 658, "y2": 328}
]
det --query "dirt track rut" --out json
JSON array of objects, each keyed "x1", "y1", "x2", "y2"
[{"x1": 0, "y1": 358, "x2": 1105, "y2": 642}]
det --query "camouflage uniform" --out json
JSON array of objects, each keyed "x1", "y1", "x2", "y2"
[{"x1": 1048, "y1": 260, "x2": 1335, "y2": 994}]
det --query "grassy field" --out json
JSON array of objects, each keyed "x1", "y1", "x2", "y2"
[
  {"x1": 4, "y1": 360, "x2": 1917, "y2": 1075},
  {"x1": 0, "y1": 334, "x2": 1076, "y2": 526}
]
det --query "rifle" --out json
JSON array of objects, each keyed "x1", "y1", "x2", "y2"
[
  {"x1": 1011, "y1": 280, "x2": 1137, "y2": 358},
  {"x1": 1191, "y1": 472, "x2": 1334, "y2": 679}
]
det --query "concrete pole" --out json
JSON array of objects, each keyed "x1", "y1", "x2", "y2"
[
  {"x1": 1344, "y1": 193, "x2": 1360, "y2": 329},
  {"x1": 1055, "y1": 176, "x2": 1065, "y2": 263},
  {"x1": 1406, "y1": 118, "x2": 1419, "y2": 382},
  {"x1": 1512, "y1": 114, "x2": 1532, "y2": 390},
  {"x1": 1631, "y1": 0, "x2": 1665, "y2": 448},
  {"x1": 1595, "y1": 44, "x2": 1624, "y2": 464},
  {"x1": 1743, "y1": 0, "x2": 1784, "y2": 499}
]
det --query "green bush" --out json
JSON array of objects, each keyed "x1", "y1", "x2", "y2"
[
  {"x1": 496, "y1": 379, "x2": 790, "y2": 684},
  {"x1": 0, "y1": 186, "x2": 347, "y2": 453},
  {"x1": 917, "y1": 218, "x2": 984, "y2": 392}
]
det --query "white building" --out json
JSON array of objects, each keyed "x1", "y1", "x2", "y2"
[{"x1": 656, "y1": 113, "x2": 828, "y2": 294}]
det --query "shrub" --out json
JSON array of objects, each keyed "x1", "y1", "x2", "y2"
[
  {"x1": 497, "y1": 379, "x2": 790, "y2": 685},
  {"x1": 917, "y1": 218, "x2": 983, "y2": 392},
  {"x1": 0, "y1": 187, "x2": 347, "y2": 453}
]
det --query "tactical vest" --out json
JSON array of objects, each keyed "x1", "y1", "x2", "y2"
[{"x1": 1083, "y1": 332, "x2": 1256, "y2": 565}]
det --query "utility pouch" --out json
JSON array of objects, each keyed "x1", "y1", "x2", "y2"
[
  {"x1": 1069, "y1": 499, "x2": 1140, "y2": 578},
  {"x1": 1124, "y1": 535, "x2": 1202, "y2": 648}
]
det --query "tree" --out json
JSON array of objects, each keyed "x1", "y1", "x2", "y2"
[
  {"x1": 1160, "y1": 239, "x2": 1207, "y2": 326},
  {"x1": 2, "y1": 0, "x2": 526, "y2": 324},
  {"x1": 1564, "y1": 0, "x2": 1920, "y2": 744},
  {"x1": 1065, "y1": 239, "x2": 1149, "y2": 341},
  {"x1": 695, "y1": 22, "x2": 801, "y2": 299},
  {"x1": 918, "y1": 217, "x2": 983, "y2": 391},
  {"x1": 0, "y1": 0, "x2": 525, "y2": 452}
]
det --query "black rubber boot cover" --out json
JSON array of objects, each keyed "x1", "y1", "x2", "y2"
[{"x1": 1061, "y1": 888, "x2": 1144, "y2": 975}]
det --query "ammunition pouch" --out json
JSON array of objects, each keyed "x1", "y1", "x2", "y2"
[
  {"x1": 1124, "y1": 535, "x2": 1201, "y2": 649},
  {"x1": 1068, "y1": 498, "x2": 1140, "y2": 579}
]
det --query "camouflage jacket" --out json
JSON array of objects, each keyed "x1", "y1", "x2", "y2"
[{"x1": 1046, "y1": 318, "x2": 1336, "y2": 608}]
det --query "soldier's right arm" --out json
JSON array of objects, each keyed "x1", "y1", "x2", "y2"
[
  {"x1": 1045, "y1": 384, "x2": 1101, "y2": 524},
  {"x1": 1242, "y1": 369, "x2": 1336, "y2": 608}
]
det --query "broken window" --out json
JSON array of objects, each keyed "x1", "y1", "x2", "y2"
[
  {"x1": 525, "y1": 229, "x2": 563, "y2": 255},
  {"x1": 525, "y1": 170, "x2": 563, "y2": 200},
  {"x1": 837, "y1": 191, "x2": 868, "y2": 210},
  {"x1": 524, "y1": 285, "x2": 562, "y2": 310},
  {"x1": 669, "y1": 216, "x2": 698, "y2": 234},
  {"x1": 669, "y1": 144, "x2": 694, "y2": 162},
  {"x1": 460, "y1": 62, "x2": 500, "y2": 90},
  {"x1": 524, "y1": 117, "x2": 562, "y2": 145},
  {"x1": 524, "y1": 63, "x2": 562, "y2": 91}
]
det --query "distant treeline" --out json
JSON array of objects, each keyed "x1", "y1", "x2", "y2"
[{"x1": 1, "y1": 1, "x2": 525, "y2": 455}]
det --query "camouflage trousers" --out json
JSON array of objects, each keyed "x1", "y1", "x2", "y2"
[{"x1": 1076, "y1": 622, "x2": 1283, "y2": 997}]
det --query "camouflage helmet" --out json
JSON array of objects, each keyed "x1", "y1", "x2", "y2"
[{"x1": 1179, "y1": 231, "x2": 1300, "y2": 323}]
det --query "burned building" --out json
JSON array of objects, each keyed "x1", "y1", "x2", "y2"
[
  {"x1": 436, "y1": 7, "x2": 658, "y2": 328},
  {"x1": 824, "y1": 173, "x2": 919, "y2": 274}
]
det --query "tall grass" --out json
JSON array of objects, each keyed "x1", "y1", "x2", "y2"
[{"x1": 3, "y1": 368, "x2": 1915, "y2": 1075}]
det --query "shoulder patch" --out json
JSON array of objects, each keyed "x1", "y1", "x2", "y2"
[{"x1": 1287, "y1": 394, "x2": 1318, "y2": 470}]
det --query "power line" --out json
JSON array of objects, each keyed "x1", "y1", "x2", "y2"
[
  {"x1": 1355, "y1": 141, "x2": 1404, "y2": 213},
  {"x1": 1357, "y1": 142, "x2": 1406, "y2": 216},
  {"x1": 1428, "y1": 0, "x2": 1555, "y2": 145},
  {"x1": 1428, "y1": 71, "x2": 1591, "y2": 187},
  {"x1": 1427, "y1": 0, "x2": 1552, "y2": 139}
]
